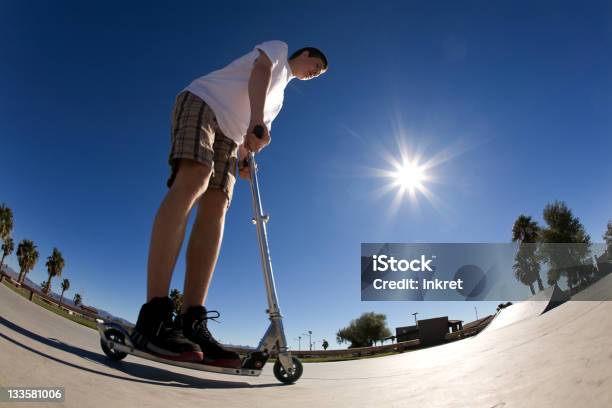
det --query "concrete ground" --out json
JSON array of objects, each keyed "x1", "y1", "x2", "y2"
[{"x1": 1, "y1": 282, "x2": 611, "y2": 408}]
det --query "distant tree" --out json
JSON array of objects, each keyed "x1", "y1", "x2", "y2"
[
  {"x1": 336, "y1": 312, "x2": 392, "y2": 348},
  {"x1": 169, "y1": 288, "x2": 183, "y2": 315},
  {"x1": 0, "y1": 203, "x2": 13, "y2": 242},
  {"x1": 322, "y1": 339, "x2": 329, "y2": 350},
  {"x1": 43, "y1": 248, "x2": 65, "y2": 295},
  {"x1": 1, "y1": 237, "x2": 14, "y2": 272},
  {"x1": 59, "y1": 279, "x2": 70, "y2": 306},
  {"x1": 73, "y1": 293, "x2": 82, "y2": 307},
  {"x1": 539, "y1": 201, "x2": 592, "y2": 290},
  {"x1": 511, "y1": 215, "x2": 544, "y2": 293},
  {"x1": 17, "y1": 239, "x2": 39, "y2": 284},
  {"x1": 604, "y1": 221, "x2": 612, "y2": 258}
]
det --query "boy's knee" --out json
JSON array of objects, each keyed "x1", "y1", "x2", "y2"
[
  {"x1": 171, "y1": 159, "x2": 212, "y2": 197},
  {"x1": 199, "y1": 189, "x2": 230, "y2": 220}
]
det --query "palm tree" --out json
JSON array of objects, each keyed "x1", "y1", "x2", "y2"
[
  {"x1": 604, "y1": 221, "x2": 612, "y2": 258},
  {"x1": 540, "y1": 201, "x2": 591, "y2": 291},
  {"x1": 59, "y1": 278, "x2": 70, "y2": 306},
  {"x1": 512, "y1": 257, "x2": 530, "y2": 295},
  {"x1": 512, "y1": 214, "x2": 540, "y2": 243},
  {"x1": 73, "y1": 293, "x2": 82, "y2": 307},
  {"x1": 16, "y1": 239, "x2": 39, "y2": 284},
  {"x1": 43, "y1": 248, "x2": 65, "y2": 295},
  {"x1": 511, "y1": 215, "x2": 544, "y2": 292},
  {"x1": 170, "y1": 288, "x2": 183, "y2": 315},
  {"x1": 1, "y1": 237, "x2": 14, "y2": 272},
  {"x1": 513, "y1": 245, "x2": 539, "y2": 294},
  {"x1": 0, "y1": 203, "x2": 14, "y2": 242}
]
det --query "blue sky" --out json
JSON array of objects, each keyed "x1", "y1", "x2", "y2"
[{"x1": 1, "y1": 1, "x2": 611, "y2": 349}]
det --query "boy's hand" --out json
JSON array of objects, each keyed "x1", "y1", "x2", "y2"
[
  {"x1": 244, "y1": 122, "x2": 270, "y2": 153},
  {"x1": 238, "y1": 144, "x2": 252, "y2": 180}
]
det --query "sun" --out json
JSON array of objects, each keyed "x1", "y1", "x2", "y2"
[
  {"x1": 393, "y1": 161, "x2": 425, "y2": 192},
  {"x1": 342, "y1": 114, "x2": 479, "y2": 216},
  {"x1": 365, "y1": 149, "x2": 437, "y2": 214}
]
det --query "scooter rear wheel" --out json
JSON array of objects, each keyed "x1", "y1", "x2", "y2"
[
  {"x1": 273, "y1": 356, "x2": 303, "y2": 384},
  {"x1": 100, "y1": 328, "x2": 128, "y2": 361}
]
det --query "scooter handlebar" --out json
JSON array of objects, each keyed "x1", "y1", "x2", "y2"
[
  {"x1": 252, "y1": 125, "x2": 264, "y2": 139},
  {"x1": 243, "y1": 125, "x2": 264, "y2": 169}
]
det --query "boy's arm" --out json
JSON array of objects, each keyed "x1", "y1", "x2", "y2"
[{"x1": 245, "y1": 51, "x2": 272, "y2": 153}]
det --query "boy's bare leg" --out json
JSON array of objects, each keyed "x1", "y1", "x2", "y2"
[
  {"x1": 147, "y1": 160, "x2": 212, "y2": 301},
  {"x1": 181, "y1": 188, "x2": 229, "y2": 311}
]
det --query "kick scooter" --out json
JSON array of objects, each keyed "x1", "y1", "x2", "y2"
[{"x1": 97, "y1": 126, "x2": 303, "y2": 384}]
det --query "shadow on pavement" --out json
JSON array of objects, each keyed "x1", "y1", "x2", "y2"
[{"x1": 0, "y1": 315, "x2": 280, "y2": 389}]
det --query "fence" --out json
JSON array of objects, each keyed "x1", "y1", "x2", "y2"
[{"x1": 0, "y1": 272, "x2": 98, "y2": 323}]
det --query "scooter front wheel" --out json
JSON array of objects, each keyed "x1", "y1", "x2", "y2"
[
  {"x1": 273, "y1": 356, "x2": 303, "y2": 384},
  {"x1": 100, "y1": 328, "x2": 128, "y2": 361}
]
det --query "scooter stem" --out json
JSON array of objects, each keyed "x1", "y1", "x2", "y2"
[
  {"x1": 247, "y1": 152, "x2": 282, "y2": 317},
  {"x1": 247, "y1": 152, "x2": 294, "y2": 363}
]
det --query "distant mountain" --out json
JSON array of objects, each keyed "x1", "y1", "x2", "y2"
[
  {"x1": 96, "y1": 308, "x2": 134, "y2": 327},
  {"x1": 1, "y1": 264, "x2": 133, "y2": 326}
]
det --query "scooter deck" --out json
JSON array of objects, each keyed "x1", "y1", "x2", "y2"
[{"x1": 96, "y1": 320, "x2": 262, "y2": 377}]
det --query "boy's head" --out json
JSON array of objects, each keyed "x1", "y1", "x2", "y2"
[{"x1": 288, "y1": 47, "x2": 328, "y2": 80}]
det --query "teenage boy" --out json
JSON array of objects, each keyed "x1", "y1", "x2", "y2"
[{"x1": 131, "y1": 41, "x2": 328, "y2": 367}]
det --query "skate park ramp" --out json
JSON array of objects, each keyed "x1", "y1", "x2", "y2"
[
  {"x1": 1, "y1": 282, "x2": 611, "y2": 407},
  {"x1": 480, "y1": 283, "x2": 569, "y2": 334},
  {"x1": 571, "y1": 272, "x2": 612, "y2": 301}
]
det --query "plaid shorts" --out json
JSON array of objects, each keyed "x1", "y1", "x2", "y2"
[{"x1": 167, "y1": 91, "x2": 238, "y2": 204}]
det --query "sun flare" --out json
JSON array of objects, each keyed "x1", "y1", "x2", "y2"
[
  {"x1": 345, "y1": 115, "x2": 477, "y2": 216},
  {"x1": 393, "y1": 161, "x2": 425, "y2": 192}
]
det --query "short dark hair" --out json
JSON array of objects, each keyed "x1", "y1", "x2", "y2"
[{"x1": 289, "y1": 47, "x2": 328, "y2": 70}]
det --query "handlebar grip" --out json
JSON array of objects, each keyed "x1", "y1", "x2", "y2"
[{"x1": 253, "y1": 125, "x2": 264, "y2": 139}]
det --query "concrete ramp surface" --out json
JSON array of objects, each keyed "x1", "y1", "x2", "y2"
[
  {"x1": 572, "y1": 273, "x2": 612, "y2": 301},
  {"x1": 481, "y1": 284, "x2": 568, "y2": 334},
  {"x1": 1, "y1": 282, "x2": 611, "y2": 407}
]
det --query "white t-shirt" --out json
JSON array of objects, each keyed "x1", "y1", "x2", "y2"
[{"x1": 184, "y1": 40, "x2": 294, "y2": 144}]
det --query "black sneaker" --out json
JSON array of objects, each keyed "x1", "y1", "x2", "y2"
[
  {"x1": 177, "y1": 306, "x2": 241, "y2": 368},
  {"x1": 131, "y1": 297, "x2": 203, "y2": 362}
]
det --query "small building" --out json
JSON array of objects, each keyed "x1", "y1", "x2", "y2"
[
  {"x1": 396, "y1": 325, "x2": 419, "y2": 342},
  {"x1": 395, "y1": 316, "x2": 464, "y2": 346},
  {"x1": 80, "y1": 305, "x2": 98, "y2": 316},
  {"x1": 417, "y1": 317, "x2": 448, "y2": 346},
  {"x1": 448, "y1": 319, "x2": 463, "y2": 332}
]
